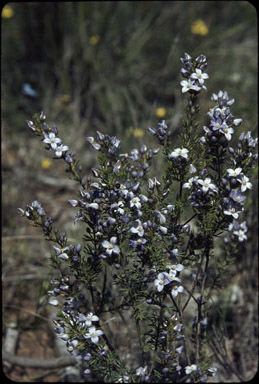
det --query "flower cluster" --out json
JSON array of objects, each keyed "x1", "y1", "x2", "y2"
[
  {"x1": 200, "y1": 90, "x2": 242, "y2": 149},
  {"x1": 180, "y1": 52, "x2": 209, "y2": 93},
  {"x1": 148, "y1": 120, "x2": 171, "y2": 145},
  {"x1": 19, "y1": 52, "x2": 257, "y2": 383},
  {"x1": 154, "y1": 263, "x2": 185, "y2": 298}
]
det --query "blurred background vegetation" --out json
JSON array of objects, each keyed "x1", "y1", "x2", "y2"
[{"x1": 2, "y1": 1, "x2": 257, "y2": 382}]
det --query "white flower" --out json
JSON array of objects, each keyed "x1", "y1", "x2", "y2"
[
  {"x1": 219, "y1": 125, "x2": 234, "y2": 141},
  {"x1": 189, "y1": 164, "x2": 197, "y2": 174},
  {"x1": 87, "y1": 136, "x2": 101, "y2": 150},
  {"x1": 53, "y1": 245, "x2": 70, "y2": 260},
  {"x1": 233, "y1": 118, "x2": 243, "y2": 126},
  {"x1": 85, "y1": 312, "x2": 99, "y2": 327},
  {"x1": 68, "y1": 199, "x2": 78, "y2": 207},
  {"x1": 233, "y1": 229, "x2": 247, "y2": 242},
  {"x1": 136, "y1": 366, "x2": 148, "y2": 377},
  {"x1": 166, "y1": 264, "x2": 185, "y2": 276},
  {"x1": 169, "y1": 148, "x2": 189, "y2": 159},
  {"x1": 183, "y1": 176, "x2": 198, "y2": 189},
  {"x1": 130, "y1": 220, "x2": 145, "y2": 237},
  {"x1": 102, "y1": 237, "x2": 120, "y2": 256},
  {"x1": 176, "y1": 346, "x2": 184, "y2": 354},
  {"x1": 48, "y1": 298, "x2": 59, "y2": 306},
  {"x1": 86, "y1": 203, "x2": 99, "y2": 210},
  {"x1": 185, "y1": 364, "x2": 198, "y2": 374},
  {"x1": 198, "y1": 177, "x2": 217, "y2": 193},
  {"x1": 180, "y1": 79, "x2": 201, "y2": 93},
  {"x1": 111, "y1": 201, "x2": 125, "y2": 215},
  {"x1": 238, "y1": 175, "x2": 252, "y2": 192},
  {"x1": 55, "y1": 143, "x2": 69, "y2": 157},
  {"x1": 171, "y1": 284, "x2": 184, "y2": 298},
  {"x1": 223, "y1": 207, "x2": 240, "y2": 219},
  {"x1": 43, "y1": 132, "x2": 62, "y2": 149},
  {"x1": 159, "y1": 226, "x2": 168, "y2": 234},
  {"x1": 115, "y1": 376, "x2": 129, "y2": 383},
  {"x1": 154, "y1": 273, "x2": 170, "y2": 292},
  {"x1": 155, "y1": 211, "x2": 166, "y2": 224},
  {"x1": 191, "y1": 68, "x2": 209, "y2": 85},
  {"x1": 84, "y1": 326, "x2": 103, "y2": 344},
  {"x1": 208, "y1": 367, "x2": 217, "y2": 377},
  {"x1": 165, "y1": 272, "x2": 181, "y2": 283},
  {"x1": 130, "y1": 196, "x2": 141, "y2": 209},
  {"x1": 227, "y1": 167, "x2": 242, "y2": 177}
]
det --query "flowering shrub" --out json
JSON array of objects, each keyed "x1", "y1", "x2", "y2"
[{"x1": 19, "y1": 53, "x2": 257, "y2": 382}]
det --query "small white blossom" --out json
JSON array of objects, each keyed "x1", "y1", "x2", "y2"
[
  {"x1": 238, "y1": 175, "x2": 252, "y2": 192},
  {"x1": 43, "y1": 132, "x2": 62, "y2": 149},
  {"x1": 185, "y1": 364, "x2": 198, "y2": 375},
  {"x1": 171, "y1": 284, "x2": 184, "y2": 298},
  {"x1": 169, "y1": 148, "x2": 189, "y2": 159},
  {"x1": 102, "y1": 237, "x2": 120, "y2": 256},
  {"x1": 84, "y1": 326, "x2": 104, "y2": 344},
  {"x1": 224, "y1": 206, "x2": 241, "y2": 219},
  {"x1": 227, "y1": 167, "x2": 242, "y2": 177},
  {"x1": 130, "y1": 196, "x2": 141, "y2": 209},
  {"x1": 183, "y1": 176, "x2": 198, "y2": 189},
  {"x1": 198, "y1": 177, "x2": 217, "y2": 193},
  {"x1": 136, "y1": 366, "x2": 148, "y2": 377},
  {"x1": 154, "y1": 273, "x2": 170, "y2": 292},
  {"x1": 176, "y1": 346, "x2": 184, "y2": 354},
  {"x1": 219, "y1": 125, "x2": 234, "y2": 141},
  {"x1": 233, "y1": 118, "x2": 243, "y2": 126},
  {"x1": 233, "y1": 229, "x2": 247, "y2": 242},
  {"x1": 48, "y1": 298, "x2": 59, "y2": 306},
  {"x1": 68, "y1": 199, "x2": 78, "y2": 207},
  {"x1": 86, "y1": 203, "x2": 99, "y2": 210},
  {"x1": 55, "y1": 143, "x2": 69, "y2": 158},
  {"x1": 166, "y1": 264, "x2": 185, "y2": 276},
  {"x1": 208, "y1": 367, "x2": 218, "y2": 377},
  {"x1": 85, "y1": 312, "x2": 99, "y2": 327},
  {"x1": 159, "y1": 226, "x2": 168, "y2": 235},
  {"x1": 180, "y1": 79, "x2": 201, "y2": 93},
  {"x1": 115, "y1": 376, "x2": 129, "y2": 383},
  {"x1": 189, "y1": 163, "x2": 197, "y2": 174},
  {"x1": 190, "y1": 68, "x2": 209, "y2": 85},
  {"x1": 130, "y1": 220, "x2": 145, "y2": 237}
]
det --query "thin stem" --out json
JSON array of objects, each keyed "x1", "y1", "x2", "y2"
[
  {"x1": 195, "y1": 244, "x2": 210, "y2": 364},
  {"x1": 182, "y1": 213, "x2": 197, "y2": 227}
]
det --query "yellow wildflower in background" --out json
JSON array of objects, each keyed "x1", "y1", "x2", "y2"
[
  {"x1": 89, "y1": 35, "x2": 100, "y2": 46},
  {"x1": 133, "y1": 129, "x2": 144, "y2": 138},
  {"x1": 126, "y1": 127, "x2": 145, "y2": 138},
  {"x1": 191, "y1": 20, "x2": 208, "y2": 36},
  {"x1": 2, "y1": 5, "x2": 14, "y2": 18},
  {"x1": 41, "y1": 158, "x2": 52, "y2": 169},
  {"x1": 156, "y1": 108, "x2": 167, "y2": 118}
]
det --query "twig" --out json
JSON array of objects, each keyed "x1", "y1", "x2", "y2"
[{"x1": 2, "y1": 351, "x2": 78, "y2": 369}]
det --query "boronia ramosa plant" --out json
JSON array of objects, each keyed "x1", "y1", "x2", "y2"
[{"x1": 19, "y1": 53, "x2": 257, "y2": 383}]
